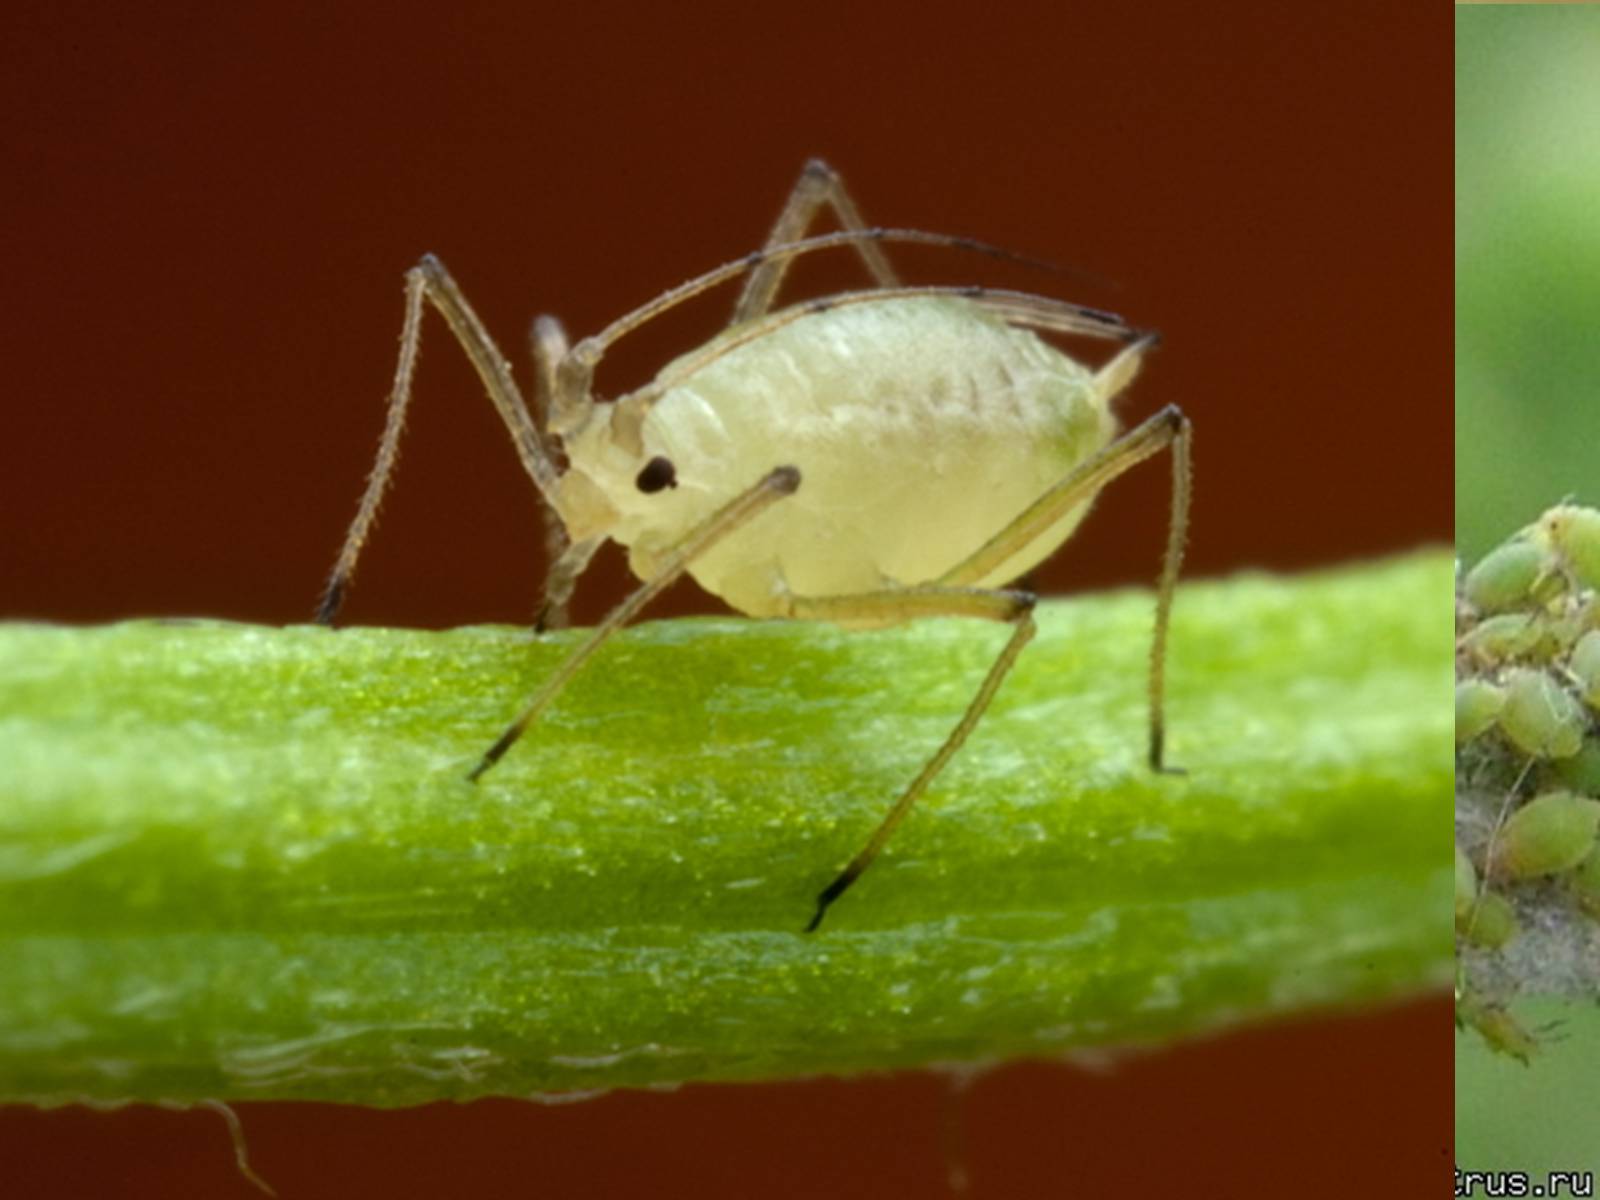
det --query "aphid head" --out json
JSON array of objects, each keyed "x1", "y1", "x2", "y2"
[{"x1": 553, "y1": 393, "x2": 688, "y2": 545}]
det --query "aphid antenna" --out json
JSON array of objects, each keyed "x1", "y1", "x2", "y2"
[
  {"x1": 628, "y1": 286, "x2": 1141, "y2": 412},
  {"x1": 550, "y1": 228, "x2": 1129, "y2": 429},
  {"x1": 575, "y1": 229, "x2": 1090, "y2": 367}
]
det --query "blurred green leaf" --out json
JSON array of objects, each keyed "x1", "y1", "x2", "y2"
[{"x1": 1457, "y1": 7, "x2": 1600, "y2": 562}]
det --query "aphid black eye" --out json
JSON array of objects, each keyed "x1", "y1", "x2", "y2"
[{"x1": 635, "y1": 456, "x2": 678, "y2": 494}]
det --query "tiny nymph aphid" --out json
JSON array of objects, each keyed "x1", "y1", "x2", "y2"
[{"x1": 317, "y1": 159, "x2": 1192, "y2": 931}]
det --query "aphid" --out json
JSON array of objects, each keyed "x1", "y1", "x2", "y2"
[
  {"x1": 1570, "y1": 630, "x2": 1600, "y2": 707},
  {"x1": 1459, "y1": 889, "x2": 1518, "y2": 950},
  {"x1": 1485, "y1": 789, "x2": 1600, "y2": 882},
  {"x1": 317, "y1": 159, "x2": 1192, "y2": 930},
  {"x1": 1461, "y1": 539, "x2": 1552, "y2": 614},
  {"x1": 1498, "y1": 668, "x2": 1586, "y2": 760},
  {"x1": 1455, "y1": 679, "x2": 1505, "y2": 745}
]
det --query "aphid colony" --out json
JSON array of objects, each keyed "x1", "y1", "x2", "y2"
[
  {"x1": 317, "y1": 160, "x2": 1191, "y2": 930},
  {"x1": 1456, "y1": 503, "x2": 1600, "y2": 1057}
]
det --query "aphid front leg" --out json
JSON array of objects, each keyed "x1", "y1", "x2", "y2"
[
  {"x1": 469, "y1": 464, "x2": 802, "y2": 781},
  {"x1": 534, "y1": 536, "x2": 602, "y2": 634},
  {"x1": 526, "y1": 313, "x2": 590, "y2": 631},
  {"x1": 784, "y1": 586, "x2": 1039, "y2": 932},
  {"x1": 732, "y1": 158, "x2": 902, "y2": 323},
  {"x1": 941, "y1": 392, "x2": 1194, "y2": 772},
  {"x1": 316, "y1": 255, "x2": 566, "y2": 625}
]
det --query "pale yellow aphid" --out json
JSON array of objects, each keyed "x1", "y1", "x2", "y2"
[{"x1": 319, "y1": 159, "x2": 1192, "y2": 931}]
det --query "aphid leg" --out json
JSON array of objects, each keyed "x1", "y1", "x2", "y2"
[
  {"x1": 940, "y1": 400, "x2": 1194, "y2": 772},
  {"x1": 469, "y1": 465, "x2": 802, "y2": 781},
  {"x1": 526, "y1": 313, "x2": 596, "y2": 632},
  {"x1": 785, "y1": 586, "x2": 1039, "y2": 932},
  {"x1": 534, "y1": 536, "x2": 602, "y2": 633},
  {"x1": 733, "y1": 158, "x2": 901, "y2": 323},
  {"x1": 316, "y1": 255, "x2": 565, "y2": 624}
]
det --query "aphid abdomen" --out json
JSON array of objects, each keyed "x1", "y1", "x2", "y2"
[{"x1": 606, "y1": 297, "x2": 1116, "y2": 619}]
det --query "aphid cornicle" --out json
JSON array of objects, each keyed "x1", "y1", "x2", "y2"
[{"x1": 318, "y1": 159, "x2": 1193, "y2": 931}]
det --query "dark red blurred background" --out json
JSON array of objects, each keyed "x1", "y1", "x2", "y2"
[{"x1": 0, "y1": 4, "x2": 1449, "y2": 1197}]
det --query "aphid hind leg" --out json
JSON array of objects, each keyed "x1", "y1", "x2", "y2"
[
  {"x1": 469, "y1": 465, "x2": 802, "y2": 781},
  {"x1": 939, "y1": 400, "x2": 1193, "y2": 772},
  {"x1": 784, "y1": 585, "x2": 1039, "y2": 932},
  {"x1": 732, "y1": 159, "x2": 902, "y2": 324},
  {"x1": 316, "y1": 255, "x2": 565, "y2": 625}
]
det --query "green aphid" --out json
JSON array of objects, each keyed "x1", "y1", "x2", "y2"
[
  {"x1": 1464, "y1": 540, "x2": 1554, "y2": 614},
  {"x1": 1569, "y1": 630, "x2": 1600, "y2": 708},
  {"x1": 1498, "y1": 669, "x2": 1587, "y2": 758},
  {"x1": 1536, "y1": 504, "x2": 1600, "y2": 592},
  {"x1": 1488, "y1": 789, "x2": 1600, "y2": 881},
  {"x1": 1458, "y1": 990, "x2": 1538, "y2": 1063},
  {"x1": 1455, "y1": 844, "x2": 1478, "y2": 923},
  {"x1": 1552, "y1": 737, "x2": 1600, "y2": 797},
  {"x1": 1458, "y1": 889, "x2": 1518, "y2": 948},
  {"x1": 1542, "y1": 608, "x2": 1592, "y2": 658},
  {"x1": 1459, "y1": 613, "x2": 1558, "y2": 666},
  {"x1": 1456, "y1": 680, "x2": 1504, "y2": 744}
]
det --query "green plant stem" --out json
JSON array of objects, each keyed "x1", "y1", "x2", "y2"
[{"x1": 0, "y1": 553, "x2": 1451, "y2": 1106}]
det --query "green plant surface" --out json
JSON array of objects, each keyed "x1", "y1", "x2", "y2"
[{"x1": 0, "y1": 552, "x2": 1451, "y2": 1107}]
